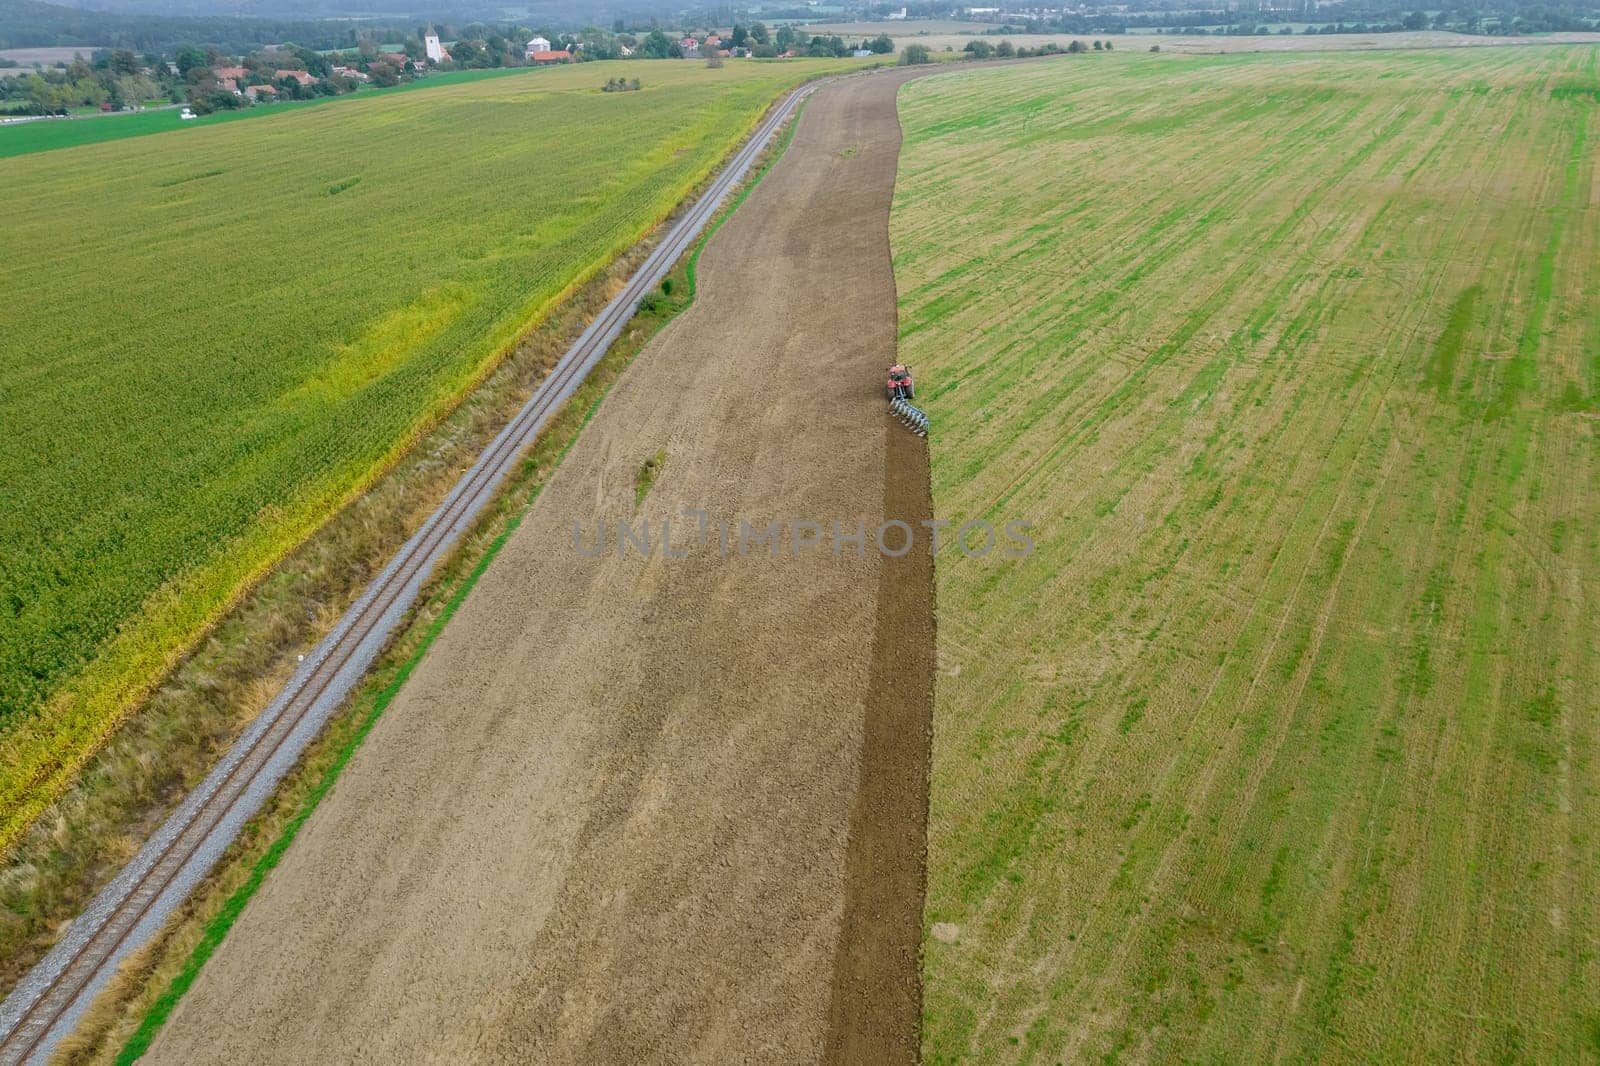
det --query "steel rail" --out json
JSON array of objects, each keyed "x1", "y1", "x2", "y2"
[{"x1": 0, "y1": 74, "x2": 823, "y2": 1066}]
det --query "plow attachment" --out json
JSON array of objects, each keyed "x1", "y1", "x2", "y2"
[{"x1": 890, "y1": 396, "x2": 929, "y2": 437}]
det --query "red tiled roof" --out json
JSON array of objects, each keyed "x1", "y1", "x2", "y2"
[
  {"x1": 530, "y1": 50, "x2": 570, "y2": 61},
  {"x1": 275, "y1": 69, "x2": 315, "y2": 84}
]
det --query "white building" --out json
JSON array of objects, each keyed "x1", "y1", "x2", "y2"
[
  {"x1": 424, "y1": 30, "x2": 445, "y2": 62},
  {"x1": 526, "y1": 35, "x2": 551, "y2": 57}
]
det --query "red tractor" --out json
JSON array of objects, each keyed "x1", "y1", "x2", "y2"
[{"x1": 886, "y1": 363, "x2": 915, "y2": 401}]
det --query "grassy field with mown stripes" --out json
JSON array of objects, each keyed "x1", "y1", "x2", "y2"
[{"x1": 893, "y1": 47, "x2": 1600, "y2": 1062}]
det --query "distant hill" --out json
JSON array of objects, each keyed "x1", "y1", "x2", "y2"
[
  {"x1": 0, "y1": 0, "x2": 409, "y2": 51},
  {"x1": 2, "y1": 0, "x2": 684, "y2": 33},
  {"x1": 0, "y1": 0, "x2": 689, "y2": 50},
  {"x1": 40, "y1": 0, "x2": 427, "y2": 17}
]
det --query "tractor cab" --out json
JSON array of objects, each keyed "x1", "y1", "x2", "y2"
[{"x1": 886, "y1": 363, "x2": 915, "y2": 401}]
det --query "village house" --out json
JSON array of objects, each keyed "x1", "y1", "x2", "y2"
[
  {"x1": 245, "y1": 84, "x2": 276, "y2": 100},
  {"x1": 529, "y1": 49, "x2": 572, "y2": 65},
  {"x1": 525, "y1": 35, "x2": 551, "y2": 58},
  {"x1": 276, "y1": 69, "x2": 316, "y2": 86}
]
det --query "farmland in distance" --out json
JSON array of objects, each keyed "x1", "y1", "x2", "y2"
[
  {"x1": 0, "y1": 68, "x2": 536, "y2": 160},
  {"x1": 0, "y1": 57, "x2": 852, "y2": 849},
  {"x1": 892, "y1": 48, "x2": 1600, "y2": 1061}
]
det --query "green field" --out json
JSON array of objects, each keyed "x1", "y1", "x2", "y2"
[
  {"x1": 0, "y1": 56, "x2": 855, "y2": 852},
  {"x1": 0, "y1": 67, "x2": 542, "y2": 160},
  {"x1": 893, "y1": 49, "x2": 1600, "y2": 1061}
]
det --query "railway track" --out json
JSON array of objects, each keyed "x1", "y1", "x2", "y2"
[{"x1": 0, "y1": 75, "x2": 824, "y2": 1066}]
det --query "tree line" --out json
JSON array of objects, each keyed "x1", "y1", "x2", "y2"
[{"x1": 986, "y1": 0, "x2": 1600, "y2": 36}]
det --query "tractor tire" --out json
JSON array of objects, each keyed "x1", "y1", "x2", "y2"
[{"x1": 906, "y1": 385, "x2": 915, "y2": 400}]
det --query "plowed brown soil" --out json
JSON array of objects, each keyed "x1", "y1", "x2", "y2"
[{"x1": 145, "y1": 68, "x2": 935, "y2": 1065}]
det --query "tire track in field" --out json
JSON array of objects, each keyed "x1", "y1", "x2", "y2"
[
  {"x1": 1067, "y1": 63, "x2": 1555, "y2": 1056},
  {"x1": 1057, "y1": 96, "x2": 1482, "y2": 1046},
  {"x1": 939, "y1": 91, "x2": 1428, "y2": 1039},
  {"x1": 900, "y1": 73, "x2": 1397, "y2": 1052},
  {"x1": 1252, "y1": 83, "x2": 1538, "y2": 1057},
  {"x1": 932, "y1": 71, "x2": 1470, "y2": 1056}
]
